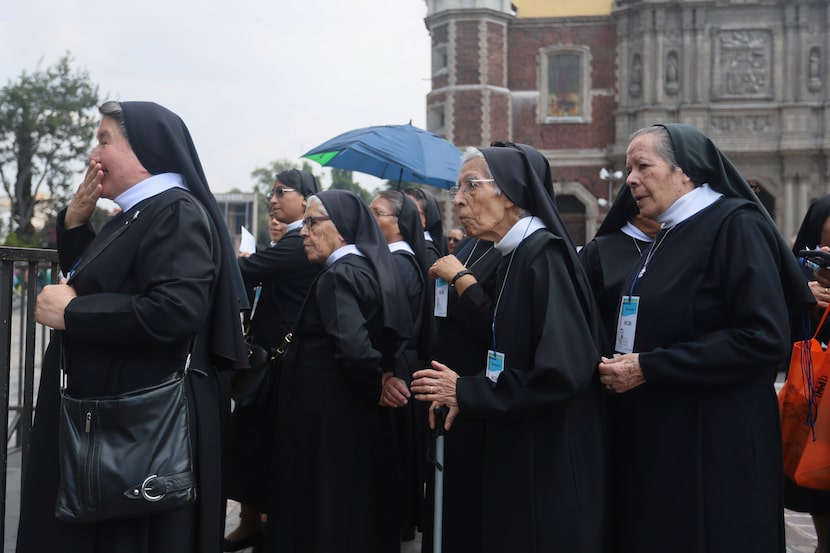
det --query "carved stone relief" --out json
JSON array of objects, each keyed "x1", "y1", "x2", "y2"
[
  {"x1": 809, "y1": 47, "x2": 822, "y2": 92},
  {"x1": 665, "y1": 51, "x2": 679, "y2": 96},
  {"x1": 713, "y1": 30, "x2": 773, "y2": 100},
  {"x1": 710, "y1": 113, "x2": 774, "y2": 134},
  {"x1": 630, "y1": 53, "x2": 642, "y2": 98}
]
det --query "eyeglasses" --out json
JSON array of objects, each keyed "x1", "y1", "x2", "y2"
[
  {"x1": 266, "y1": 187, "x2": 296, "y2": 200},
  {"x1": 302, "y1": 215, "x2": 332, "y2": 228},
  {"x1": 449, "y1": 178, "x2": 495, "y2": 200},
  {"x1": 371, "y1": 208, "x2": 398, "y2": 218}
]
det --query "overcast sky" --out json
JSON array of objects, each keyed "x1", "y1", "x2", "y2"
[{"x1": 1, "y1": 0, "x2": 433, "y2": 194}]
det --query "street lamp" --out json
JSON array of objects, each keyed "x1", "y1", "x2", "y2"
[{"x1": 599, "y1": 168, "x2": 624, "y2": 206}]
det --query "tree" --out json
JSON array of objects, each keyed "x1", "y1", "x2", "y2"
[
  {"x1": 330, "y1": 168, "x2": 372, "y2": 204},
  {"x1": 249, "y1": 159, "x2": 322, "y2": 244},
  {"x1": 0, "y1": 52, "x2": 100, "y2": 244}
]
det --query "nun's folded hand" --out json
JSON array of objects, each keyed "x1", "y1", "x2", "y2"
[
  {"x1": 598, "y1": 353, "x2": 645, "y2": 394},
  {"x1": 35, "y1": 283, "x2": 77, "y2": 330},
  {"x1": 412, "y1": 360, "x2": 460, "y2": 430},
  {"x1": 379, "y1": 372, "x2": 410, "y2": 408}
]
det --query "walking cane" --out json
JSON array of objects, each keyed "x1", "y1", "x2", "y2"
[{"x1": 432, "y1": 405, "x2": 449, "y2": 553}]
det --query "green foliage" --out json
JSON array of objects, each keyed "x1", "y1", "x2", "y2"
[
  {"x1": 0, "y1": 52, "x2": 100, "y2": 242},
  {"x1": 330, "y1": 168, "x2": 371, "y2": 204},
  {"x1": 249, "y1": 159, "x2": 322, "y2": 244}
]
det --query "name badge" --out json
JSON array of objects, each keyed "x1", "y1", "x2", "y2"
[
  {"x1": 486, "y1": 350, "x2": 505, "y2": 383},
  {"x1": 615, "y1": 295, "x2": 639, "y2": 354},
  {"x1": 434, "y1": 278, "x2": 448, "y2": 317}
]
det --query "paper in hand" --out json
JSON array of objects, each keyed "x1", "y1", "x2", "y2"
[{"x1": 239, "y1": 226, "x2": 257, "y2": 254}]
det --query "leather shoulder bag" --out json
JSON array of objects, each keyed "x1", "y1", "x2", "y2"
[{"x1": 55, "y1": 337, "x2": 197, "y2": 523}]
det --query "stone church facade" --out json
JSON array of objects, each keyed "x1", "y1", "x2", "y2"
[{"x1": 424, "y1": 0, "x2": 830, "y2": 243}]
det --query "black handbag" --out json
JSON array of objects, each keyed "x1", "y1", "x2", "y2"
[{"x1": 55, "y1": 340, "x2": 197, "y2": 523}]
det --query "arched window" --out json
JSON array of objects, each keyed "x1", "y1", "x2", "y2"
[{"x1": 540, "y1": 46, "x2": 592, "y2": 123}]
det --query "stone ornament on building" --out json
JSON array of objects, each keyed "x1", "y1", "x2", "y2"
[
  {"x1": 630, "y1": 53, "x2": 642, "y2": 98},
  {"x1": 713, "y1": 30, "x2": 773, "y2": 100},
  {"x1": 809, "y1": 47, "x2": 822, "y2": 92},
  {"x1": 665, "y1": 51, "x2": 679, "y2": 96},
  {"x1": 710, "y1": 113, "x2": 774, "y2": 134}
]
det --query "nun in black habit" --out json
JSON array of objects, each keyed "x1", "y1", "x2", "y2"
[
  {"x1": 372, "y1": 190, "x2": 434, "y2": 540},
  {"x1": 19, "y1": 101, "x2": 248, "y2": 553},
  {"x1": 225, "y1": 169, "x2": 323, "y2": 550},
  {"x1": 267, "y1": 190, "x2": 411, "y2": 553},
  {"x1": 404, "y1": 186, "x2": 446, "y2": 264},
  {"x1": 413, "y1": 142, "x2": 608, "y2": 552},
  {"x1": 598, "y1": 124, "x2": 815, "y2": 553},
  {"x1": 579, "y1": 190, "x2": 660, "y2": 346}
]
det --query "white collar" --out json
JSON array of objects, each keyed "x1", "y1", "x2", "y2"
[
  {"x1": 620, "y1": 221, "x2": 654, "y2": 242},
  {"x1": 326, "y1": 244, "x2": 364, "y2": 266},
  {"x1": 388, "y1": 241, "x2": 415, "y2": 255},
  {"x1": 284, "y1": 219, "x2": 303, "y2": 232},
  {"x1": 424, "y1": 231, "x2": 433, "y2": 242},
  {"x1": 114, "y1": 173, "x2": 187, "y2": 212},
  {"x1": 657, "y1": 183, "x2": 723, "y2": 227},
  {"x1": 494, "y1": 216, "x2": 546, "y2": 255}
]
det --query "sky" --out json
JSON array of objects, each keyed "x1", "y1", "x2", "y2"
[{"x1": 0, "y1": 0, "x2": 433, "y2": 194}]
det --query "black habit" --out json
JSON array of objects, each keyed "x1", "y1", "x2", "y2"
[
  {"x1": 610, "y1": 123, "x2": 814, "y2": 553},
  {"x1": 17, "y1": 102, "x2": 247, "y2": 553},
  {"x1": 614, "y1": 198, "x2": 791, "y2": 552},
  {"x1": 226, "y1": 227, "x2": 321, "y2": 509}
]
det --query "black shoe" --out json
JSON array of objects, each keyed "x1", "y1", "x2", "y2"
[{"x1": 223, "y1": 530, "x2": 263, "y2": 552}]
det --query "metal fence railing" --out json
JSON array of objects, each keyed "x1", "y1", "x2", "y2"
[{"x1": 0, "y1": 247, "x2": 60, "y2": 548}]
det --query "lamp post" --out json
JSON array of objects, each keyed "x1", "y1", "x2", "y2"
[{"x1": 599, "y1": 168, "x2": 624, "y2": 207}]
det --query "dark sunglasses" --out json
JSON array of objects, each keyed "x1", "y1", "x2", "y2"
[{"x1": 266, "y1": 187, "x2": 296, "y2": 200}]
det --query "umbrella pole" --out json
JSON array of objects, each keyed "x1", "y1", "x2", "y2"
[{"x1": 397, "y1": 168, "x2": 403, "y2": 190}]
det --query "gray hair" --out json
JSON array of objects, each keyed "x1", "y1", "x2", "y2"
[
  {"x1": 98, "y1": 101, "x2": 129, "y2": 143},
  {"x1": 305, "y1": 195, "x2": 329, "y2": 217},
  {"x1": 628, "y1": 126, "x2": 679, "y2": 170},
  {"x1": 374, "y1": 190, "x2": 404, "y2": 216},
  {"x1": 459, "y1": 146, "x2": 502, "y2": 196}
]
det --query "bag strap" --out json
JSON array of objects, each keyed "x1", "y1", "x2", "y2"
[{"x1": 812, "y1": 306, "x2": 830, "y2": 341}]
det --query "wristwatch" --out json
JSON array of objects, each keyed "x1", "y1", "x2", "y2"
[{"x1": 450, "y1": 269, "x2": 474, "y2": 287}]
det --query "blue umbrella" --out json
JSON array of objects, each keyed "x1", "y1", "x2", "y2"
[{"x1": 302, "y1": 123, "x2": 462, "y2": 189}]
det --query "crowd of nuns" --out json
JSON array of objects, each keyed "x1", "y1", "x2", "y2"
[{"x1": 230, "y1": 127, "x2": 811, "y2": 553}]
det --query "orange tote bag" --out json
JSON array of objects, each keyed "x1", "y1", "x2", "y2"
[{"x1": 779, "y1": 307, "x2": 830, "y2": 490}]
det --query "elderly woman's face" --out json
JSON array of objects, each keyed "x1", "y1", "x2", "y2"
[
  {"x1": 453, "y1": 157, "x2": 514, "y2": 242},
  {"x1": 88, "y1": 116, "x2": 149, "y2": 200},
  {"x1": 300, "y1": 203, "x2": 344, "y2": 264},
  {"x1": 625, "y1": 132, "x2": 694, "y2": 219}
]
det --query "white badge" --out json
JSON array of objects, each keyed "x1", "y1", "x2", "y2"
[
  {"x1": 615, "y1": 295, "x2": 639, "y2": 354},
  {"x1": 486, "y1": 349, "x2": 505, "y2": 383},
  {"x1": 434, "y1": 278, "x2": 448, "y2": 317}
]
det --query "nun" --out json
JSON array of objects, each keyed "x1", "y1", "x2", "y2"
[
  {"x1": 225, "y1": 169, "x2": 323, "y2": 551},
  {"x1": 21, "y1": 101, "x2": 248, "y2": 553},
  {"x1": 598, "y1": 124, "x2": 815, "y2": 552},
  {"x1": 412, "y1": 142, "x2": 608, "y2": 552},
  {"x1": 579, "y1": 189, "x2": 661, "y2": 345},
  {"x1": 266, "y1": 189, "x2": 411, "y2": 553}
]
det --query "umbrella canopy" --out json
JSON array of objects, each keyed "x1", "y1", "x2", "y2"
[{"x1": 302, "y1": 124, "x2": 462, "y2": 189}]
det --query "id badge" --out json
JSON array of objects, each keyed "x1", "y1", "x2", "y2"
[
  {"x1": 486, "y1": 350, "x2": 505, "y2": 383},
  {"x1": 434, "y1": 278, "x2": 448, "y2": 317},
  {"x1": 615, "y1": 295, "x2": 639, "y2": 354}
]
